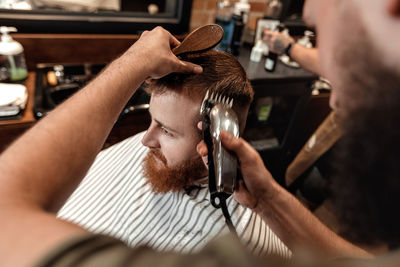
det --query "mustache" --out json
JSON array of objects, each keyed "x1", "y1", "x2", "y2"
[{"x1": 148, "y1": 149, "x2": 167, "y2": 165}]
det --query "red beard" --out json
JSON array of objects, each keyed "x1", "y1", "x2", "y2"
[{"x1": 142, "y1": 149, "x2": 207, "y2": 194}]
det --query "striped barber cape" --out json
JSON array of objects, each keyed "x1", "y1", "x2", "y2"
[{"x1": 58, "y1": 132, "x2": 291, "y2": 258}]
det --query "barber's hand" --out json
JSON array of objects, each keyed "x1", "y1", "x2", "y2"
[
  {"x1": 197, "y1": 130, "x2": 278, "y2": 211},
  {"x1": 263, "y1": 30, "x2": 295, "y2": 55},
  {"x1": 196, "y1": 122, "x2": 209, "y2": 167},
  {"x1": 125, "y1": 26, "x2": 203, "y2": 80}
]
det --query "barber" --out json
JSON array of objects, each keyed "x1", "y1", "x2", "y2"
[{"x1": 263, "y1": 29, "x2": 321, "y2": 76}]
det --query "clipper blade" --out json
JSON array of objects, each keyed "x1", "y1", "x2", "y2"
[{"x1": 200, "y1": 90, "x2": 234, "y2": 116}]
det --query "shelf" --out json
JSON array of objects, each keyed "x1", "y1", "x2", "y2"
[{"x1": 0, "y1": 72, "x2": 36, "y2": 127}]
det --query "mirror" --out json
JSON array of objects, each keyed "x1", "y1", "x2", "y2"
[{"x1": 0, "y1": 0, "x2": 192, "y2": 34}]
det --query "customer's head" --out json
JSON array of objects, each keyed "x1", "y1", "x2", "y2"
[
  {"x1": 304, "y1": 0, "x2": 400, "y2": 246},
  {"x1": 141, "y1": 50, "x2": 254, "y2": 193}
]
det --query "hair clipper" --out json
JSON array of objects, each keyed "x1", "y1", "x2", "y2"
[{"x1": 200, "y1": 90, "x2": 240, "y2": 209}]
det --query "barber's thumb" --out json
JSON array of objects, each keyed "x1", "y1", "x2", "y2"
[
  {"x1": 220, "y1": 131, "x2": 244, "y2": 155},
  {"x1": 178, "y1": 60, "x2": 203, "y2": 74}
]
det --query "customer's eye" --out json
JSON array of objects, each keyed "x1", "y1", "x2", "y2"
[{"x1": 161, "y1": 126, "x2": 173, "y2": 137}]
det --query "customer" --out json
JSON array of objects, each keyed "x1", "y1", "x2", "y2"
[{"x1": 58, "y1": 50, "x2": 290, "y2": 257}]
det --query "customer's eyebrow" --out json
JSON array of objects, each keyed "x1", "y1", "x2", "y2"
[
  {"x1": 149, "y1": 108, "x2": 181, "y2": 136},
  {"x1": 154, "y1": 118, "x2": 181, "y2": 135}
]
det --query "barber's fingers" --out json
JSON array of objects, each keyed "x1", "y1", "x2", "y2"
[
  {"x1": 141, "y1": 26, "x2": 178, "y2": 47},
  {"x1": 145, "y1": 78, "x2": 155, "y2": 85},
  {"x1": 174, "y1": 60, "x2": 203, "y2": 74},
  {"x1": 196, "y1": 141, "x2": 208, "y2": 169},
  {"x1": 135, "y1": 27, "x2": 203, "y2": 79},
  {"x1": 219, "y1": 131, "x2": 259, "y2": 165},
  {"x1": 168, "y1": 32, "x2": 181, "y2": 48},
  {"x1": 153, "y1": 27, "x2": 203, "y2": 74},
  {"x1": 220, "y1": 131, "x2": 274, "y2": 210},
  {"x1": 196, "y1": 121, "x2": 208, "y2": 166},
  {"x1": 196, "y1": 122, "x2": 209, "y2": 167},
  {"x1": 196, "y1": 121, "x2": 206, "y2": 156},
  {"x1": 196, "y1": 141, "x2": 207, "y2": 157},
  {"x1": 234, "y1": 180, "x2": 258, "y2": 210}
]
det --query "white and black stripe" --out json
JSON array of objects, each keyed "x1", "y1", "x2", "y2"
[{"x1": 58, "y1": 132, "x2": 291, "y2": 258}]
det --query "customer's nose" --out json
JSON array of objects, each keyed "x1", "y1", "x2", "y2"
[{"x1": 141, "y1": 123, "x2": 160, "y2": 149}]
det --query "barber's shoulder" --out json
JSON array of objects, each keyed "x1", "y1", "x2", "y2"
[{"x1": 34, "y1": 234, "x2": 133, "y2": 267}]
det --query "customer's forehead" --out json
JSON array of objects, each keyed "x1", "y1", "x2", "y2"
[
  {"x1": 150, "y1": 90, "x2": 201, "y2": 106},
  {"x1": 149, "y1": 91, "x2": 201, "y2": 126}
]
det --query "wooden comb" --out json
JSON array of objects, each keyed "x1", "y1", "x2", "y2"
[{"x1": 172, "y1": 24, "x2": 224, "y2": 56}]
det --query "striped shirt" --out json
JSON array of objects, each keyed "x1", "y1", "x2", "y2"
[{"x1": 58, "y1": 132, "x2": 291, "y2": 258}]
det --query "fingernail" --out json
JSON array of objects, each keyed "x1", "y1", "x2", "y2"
[
  {"x1": 196, "y1": 144, "x2": 204, "y2": 155},
  {"x1": 194, "y1": 66, "x2": 203, "y2": 73},
  {"x1": 199, "y1": 147, "x2": 206, "y2": 156}
]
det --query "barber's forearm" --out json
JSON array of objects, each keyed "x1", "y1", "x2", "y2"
[
  {"x1": 255, "y1": 181, "x2": 372, "y2": 259},
  {"x1": 290, "y1": 45, "x2": 322, "y2": 76},
  {"x1": 0, "y1": 51, "x2": 147, "y2": 212}
]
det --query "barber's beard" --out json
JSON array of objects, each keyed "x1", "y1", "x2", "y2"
[
  {"x1": 329, "y1": 13, "x2": 400, "y2": 247},
  {"x1": 142, "y1": 149, "x2": 207, "y2": 194}
]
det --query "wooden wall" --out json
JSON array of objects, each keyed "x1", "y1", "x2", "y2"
[{"x1": 14, "y1": 34, "x2": 140, "y2": 70}]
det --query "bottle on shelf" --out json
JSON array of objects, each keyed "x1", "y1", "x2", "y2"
[
  {"x1": 264, "y1": 23, "x2": 285, "y2": 72},
  {"x1": 298, "y1": 30, "x2": 315, "y2": 48},
  {"x1": 215, "y1": 0, "x2": 234, "y2": 52},
  {"x1": 264, "y1": 0, "x2": 283, "y2": 19},
  {"x1": 230, "y1": 0, "x2": 250, "y2": 56},
  {"x1": 0, "y1": 26, "x2": 27, "y2": 83}
]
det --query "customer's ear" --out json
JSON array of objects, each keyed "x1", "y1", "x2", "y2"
[{"x1": 387, "y1": 0, "x2": 400, "y2": 17}]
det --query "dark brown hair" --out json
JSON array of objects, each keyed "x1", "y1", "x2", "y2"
[{"x1": 146, "y1": 50, "x2": 254, "y2": 131}]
